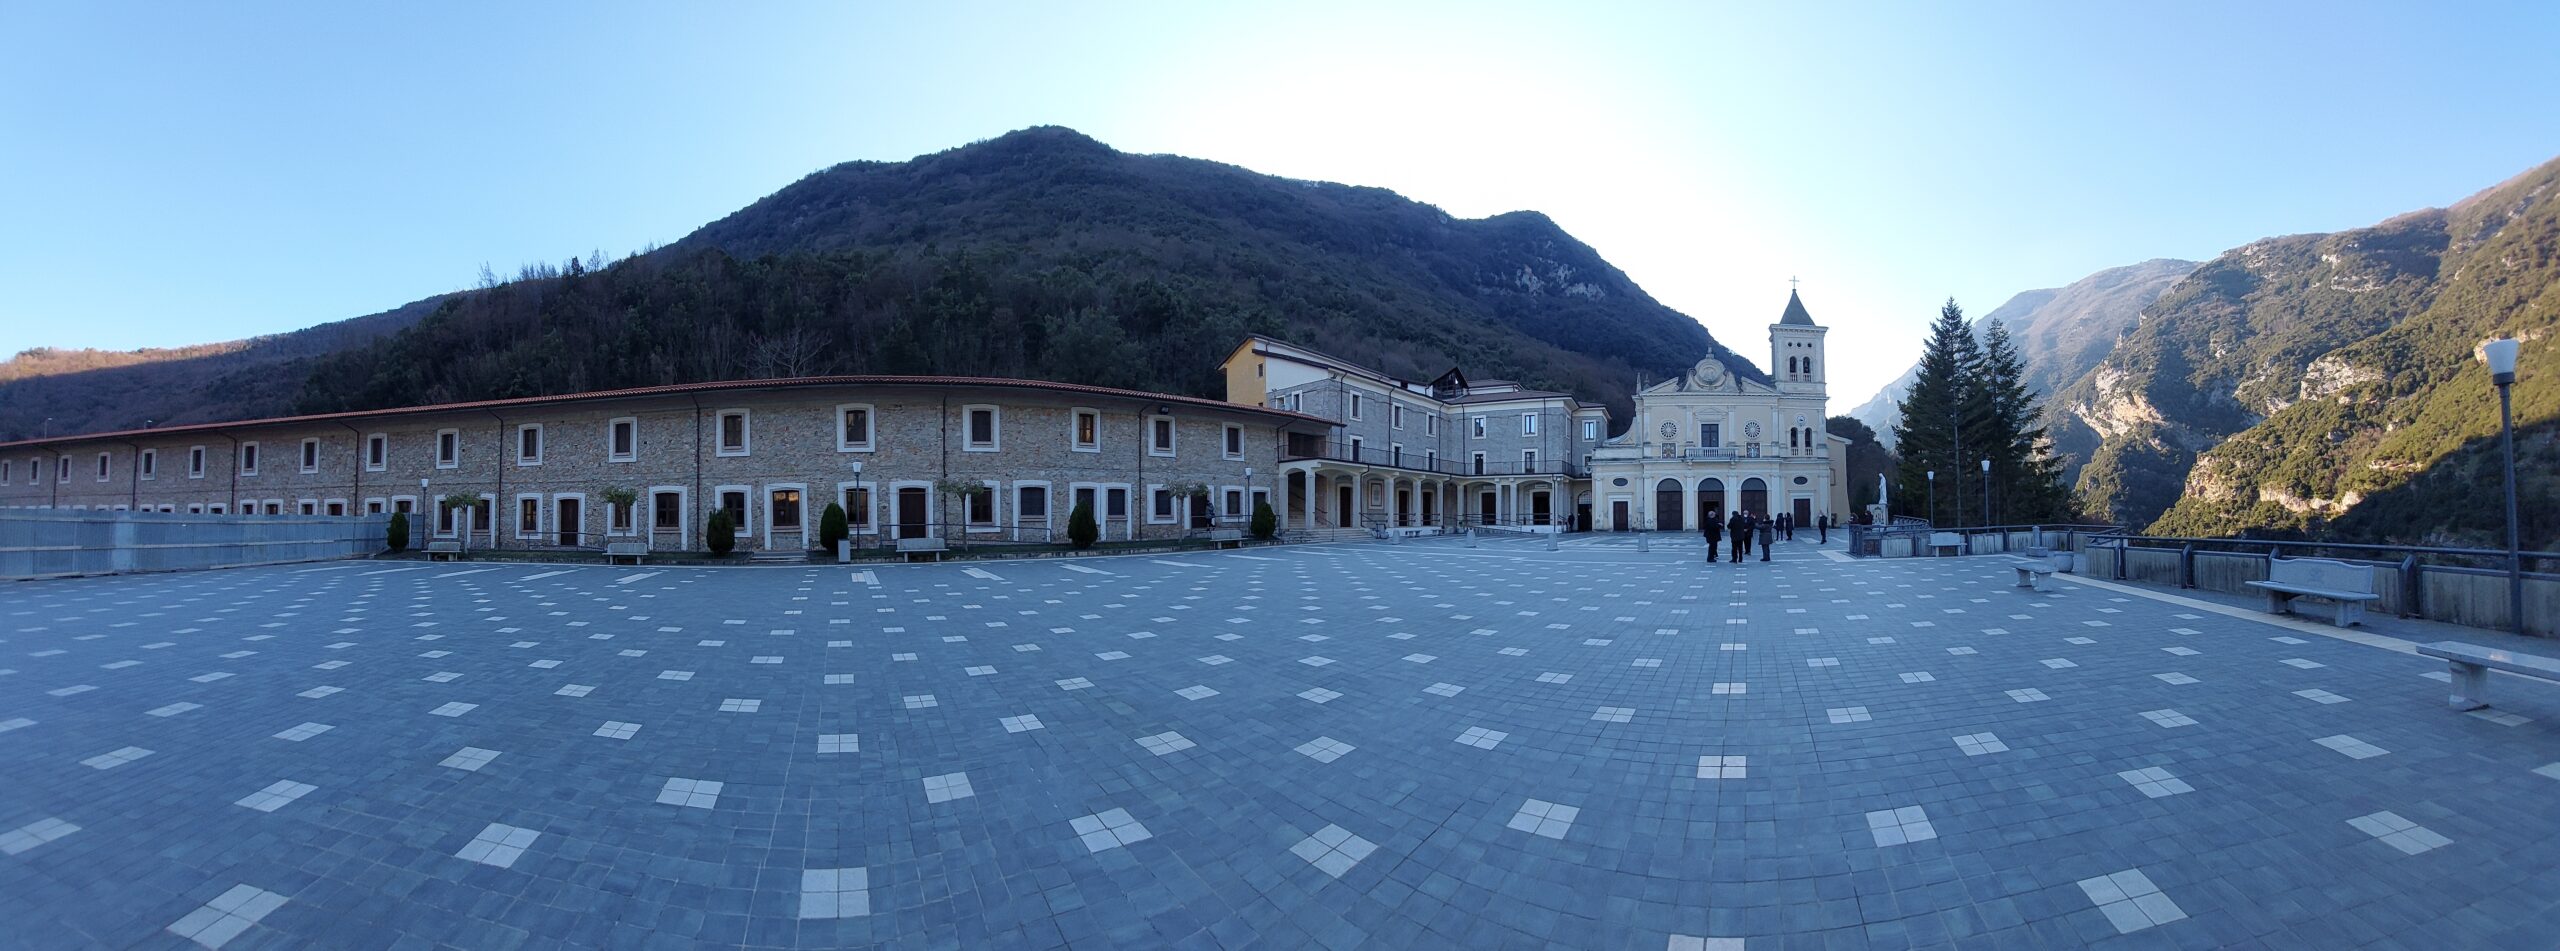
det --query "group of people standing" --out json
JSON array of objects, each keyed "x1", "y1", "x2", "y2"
[{"x1": 1698, "y1": 510, "x2": 1829, "y2": 562}]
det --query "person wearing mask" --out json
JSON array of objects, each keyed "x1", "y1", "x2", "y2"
[
  {"x1": 1701, "y1": 507, "x2": 1722, "y2": 563},
  {"x1": 1758, "y1": 512, "x2": 1775, "y2": 562},
  {"x1": 1727, "y1": 509, "x2": 1751, "y2": 563}
]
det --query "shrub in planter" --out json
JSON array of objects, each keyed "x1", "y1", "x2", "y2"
[
  {"x1": 387, "y1": 511, "x2": 410, "y2": 553},
  {"x1": 1250, "y1": 500, "x2": 1277, "y2": 540},
  {"x1": 1066, "y1": 501, "x2": 1099, "y2": 550},
  {"x1": 818, "y1": 502, "x2": 849, "y2": 552},
  {"x1": 706, "y1": 509, "x2": 736, "y2": 556}
]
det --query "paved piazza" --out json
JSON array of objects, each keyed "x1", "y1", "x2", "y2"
[{"x1": 5, "y1": 537, "x2": 2560, "y2": 950}]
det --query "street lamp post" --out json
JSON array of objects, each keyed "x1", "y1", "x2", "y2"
[
  {"x1": 1243, "y1": 467, "x2": 1254, "y2": 527},
  {"x1": 1926, "y1": 470, "x2": 1936, "y2": 526},
  {"x1": 1981, "y1": 458, "x2": 1992, "y2": 529},
  {"x1": 848, "y1": 461, "x2": 864, "y2": 544},
  {"x1": 2485, "y1": 338, "x2": 2524, "y2": 635}
]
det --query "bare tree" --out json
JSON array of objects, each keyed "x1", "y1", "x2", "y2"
[{"x1": 745, "y1": 325, "x2": 832, "y2": 379}]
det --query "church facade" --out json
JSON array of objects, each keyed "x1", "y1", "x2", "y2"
[{"x1": 1586, "y1": 289, "x2": 1848, "y2": 531}]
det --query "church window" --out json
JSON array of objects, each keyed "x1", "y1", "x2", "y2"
[{"x1": 1701, "y1": 423, "x2": 1719, "y2": 448}]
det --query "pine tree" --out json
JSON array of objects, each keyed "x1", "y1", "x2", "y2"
[
  {"x1": 1977, "y1": 318, "x2": 2075, "y2": 522},
  {"x1": 1892, "y1": 299, "x2": 1987, "y2": 524}
]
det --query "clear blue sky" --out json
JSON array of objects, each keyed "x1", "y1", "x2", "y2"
[{"x1": 4, "y1": 1, "x2": 2556, "y2": 401}]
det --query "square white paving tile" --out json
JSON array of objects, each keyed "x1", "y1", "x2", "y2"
[
  {"x1": 1095, "y1": 651, "x2": 1130, "y2": 661},
  {"x1": 1720, "y1": 643, "x2": 1746, "y2": 651},
  {"x1": 902, "y1": 694, "x2": 938, "y2": 709},
  {"x1": 235, "y1": 780, "x2": 318, "y2": 812},
  {"x1": 1507, "y1": 799, "x2": 1579, "y2": 839},
  {"x1": 2163, "y1": 646, "x2": 2200, "y2": 656},
  {"x1": 1456, "y1": 726, "x2": 1509, "y2": 749},
  {"x1": 657, "y1": 670, "x2": 694, "y2": 681},
  {"x1": 657, "y1": 777, "x2": 724, "y2": 809},
  {"x1": 2078, "y1": 868, "x2": 2186, "y2": 934},
  {"x1": 2532, "y1": 762, "x2": 2560, "y2": 782},
  {"x1": 2348, "y1": 811, "x2": 2453, "y2": 854},
  {"x1": 2294, "y1": 689, "x2": 2351, "y2": 705},
  {"x1": 1056, "y1": 677, "x2": 1094, "y2": 690},
  {"x1": 2155, "y1": 672, "x2": 2200, "y2": 685},
  {"x1": 2040, "y1": 658, "x2": 2078, "y2": 669},
  {"x1": 2315, "y1": 734, "x2": 2389, "y2": 759},
  {"x1": 2280, "y1": 658, "x2": 2325, "y2": 669},
  {"x1": 555, "y1": 684, "x2": 594, "y2": 697},
  {"x1": 1696, "y1": 755, "x2": 1747, "y2": 779},
  {"x1": 0, "y1": 718, "x2": 34, "y2": 733},
  {"x1": 1498, "y1": 647, "x2": 1528, "y2": 656},
  {"x1": 1198, "y1": 654, "x2": 1233, "y2": 666},
  {"x1": 1665, "y1": 937, "x2": 1745, "y2": 951},
  {"x1": 1, "y1": 817, "x2": 81, "y2": 855},
  {"x1": 1592, "y1": 706, "x2": 1636, "y2": 723},
  {"x1": 817, "y1": 733, "x2": 859, "y2": 754},
  {"x1": 1953, "y1": 733, "x2": 2009, "y2": 755},
  {"x1": 2064, "y1": 636, "x2": 2096, "y2": 645},
  {"x1": 595, "y1": 721, "x2": 641, "y2": 740},
  {"x1": 1071, "y1": 808, "x2": 1153, "y2": 852},
  {"x1": 1424, "y1": 682, "x2": 1465, "y2": 697},
  {"x1": 422, "y1": 671, "x2": 462, "y2": 683},
  {"x1": 439, "y1": 747, "x2": 501, "y2": 772},
  {"x1": 1296, "y1": 736, "x2": 1355, "y2": 763},
  {"x1": 1299, "y1": 656, "x2": 1336, "y2": 667},
  {"x1": 1946, "y1": 646, "x2": 1979, "y2": 656},
  {"x1": 823, "y1": 674, "x2": 855, "y2": 685},
  {"x1": 1806, "y1": 657, "x2": 1840, "y2": 668},
  {"x1": 922, "y1": 772, "x2": 975, "y2": 803},
  {"x1": 1402, "y1": 653, "x2": 1437, "y2": 664},
  {"x1": 1175, "y1": 685, "x2": 1219, "y2": 700},
  {"x1": 2005, "y1": 688, "x2": 2050, "y2": 703},
  {"x1": 798, "y1": 866, "x2": 871, "y2": 919},
  {"x1": 1898, "y1": 671, "x2": 1936, "y2": 684},
  {"x1": 1826, "y1": 707, "x2": 1872, "y2": 724},
  {"x1": 81, "y1": 746, "x2": 153, "y2": 769},
  {"x1": 1537, "y1": 672, "x2": 1574, "y2": 684},
  {"x1": 272, "y1": 722, "x2": 331, "y2": 741},
  {"x1": 1631, "y1": 658, "x2": 1663, "y2": 668},
  {"x1": 1865, "y1": 805, "x2": 1937, "y2": 846},
  {"x1": 2272, "y1": 635, "x2": 2308, "y2": 645},
  {"x1": 2113, "y1": 703, "x2": 2197, "y2": 729},
  {"x1": 1137, "y1": 731, "x2": 1196, "y2": 755},
  {"x1": 166, "y1": 883, "x2": 288, "y2": 950},
  {"x1": 1290, "y1": 824, "x2": 1379, "y2": 878},
  {"x1": 455, "y1": 822, "x2": 541, "y2": 869},
  {"x1": 2469, "y1": 709, "x2": 2533, "y2": 726},
  {"x1": 2118, "y1": 766, "x2": 2194, "y2": 798},
  {"x1": 1000, "y1": 714, "x2": 1045, "y2": 733},
  {"x1": 146, "y1": 702, "x2": 203, "y2": 717},
  {"x1": 428, "y1": 702, "x2": 477, "y2": 717},
  {"x1": 718, "y1": 698, "x2": 762, "y2": 713},
  {"x1": 297, "y1": 686, "x2": 342, "y2": 699},
  {"x1": 1300, "y1": 687, "x2": 1343, "y2": 703}
]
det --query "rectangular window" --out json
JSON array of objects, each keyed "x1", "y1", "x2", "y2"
[
  {"x1": 1472, "y1": 452, "x2": 1486, "y2": 475},
  {"x1": 436, "y1": 430, "x2": 459, "y2": 468},
  {"x1": 717, "y1": 411, "x2": 750, "y2": 456},
  {"x1": 1222, "y1": 424, "x2": 1243, "y2": 460},
  {"x1": 842, "y1": 486, "x2": 872, "y2": 529},
  {"x1": 1151, "y1": 417, "x2": 1176, "y2": 456},
  {"x1": 471, "y1": 498, "x2": 491, "y2": 534},
  {"x1": 298, "y1": 500, "x2": 317, "y2": 516},
  {"x1": 325, "y1": 501, "x2": 344, "y2": 517},
  {"x1": 609, "y1": 418, "x2": 637, "y2": 461},
  {"x1": 1348, "y1": 392, "x2": 1363, "y2": 420},
  {"x1": 609, "y1": 498, "x2": 633, "y2": 533},
  {"x1": 207, "y1": 503, "x2": 225, "y2": 515},
  {"x1": 1348, "y1": 436, "x2": 1363, "y2": 460},
  {"x1": 1471, "y1": 416, "x2": 1486, "y2": 439},
  {"x1": 1392, "y1": 444, "x2": 1403, "y2": 467},
  {"x1": 1107, "y1": 487, "x2": 1130, "y2": 520},
  {"x1": 299, "y1": 438, "x2": 319, "y2": 473},
  {"x1": 518, "y1": 497, "x2": 540, "y2": 535},
  {"x1": 1392, "y1": 405, "x2": 1405, "y2": 430},
  {"x1": 517, "y1": 425, "x2": 543, "y2": 465},
  {"x1": 95, "y1": 452, "x2": 110, "y2": 482},
  {"x1": 966, "y1": 486, "x2": 995, "y2": 527},
  {"x1": 1702, "y1": 423, "x2": 1720, "y2": 448},
  {"x1": 1523, "y1": 449, "x2": 1539, "y2": 471},
  {"x1": 771, "y1": 489, "x2": 803, "y2": 531},
  {"x1": 1150, "y1": 487, "x2": 1175, "y2": 522},
  {"x1": 188, "y1": 446, "x2": 206, "y2": 479},
  {"x1": 1224, "y1": 489, "x2": 1243, "y2": 517},
  {"x1": 654, "y1": 491, "x2": 682, "y2": 530},
  {"x1": 56, "y1": 456, "x2": 70, "y2": 483},
  {"x1": 1018, "y1": 485, "x2": 1048, "y2": 522},
  {"x1": 366, "y1": 499, "x2": 385, "y2": 516},
  {"x1": 1072, "y1": 409, "x2": 1100, "y2": 452},
  {"x1": 964, "y1": 406, "x2": 999, "y2": 451},
  {"x1": 837, "y1": 405, "x2": 873, "y2": 451},
  {"x1": 392, "y1": 497, "x2": 414, "y2": 515},
  {"x1": 364, "y1": 434, "x2": 385, "y2": 470},
  {"x1": 1, "y1": 460, "x2": 9, "y2": 483},
  {"x1": 720, "y1": 490, "x2": 749, "y2": 532},
  {"x1": 139, "y1": 449, "x2": 156, "y2": 480},
  {"x1": 1521, "y1": 414, "x2": 1539, "y2": 436},
  {"x1": 264, "y1": 501, "x2": 283, "y2": 516},
  {"x1": 437, "y1": 499, "x2": 458, "y2": 534},
  {"x1": 238, "y1": 442, "x2": 259, "y2": 476},
  {"x1": 1426, "y1": 450, "x2": 1437, "y2": 470},
  {"x1": 1584, "y1": 419, "x2": 1599, "y2": 441}
]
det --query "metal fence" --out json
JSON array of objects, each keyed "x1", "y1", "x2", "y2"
[
  {"x1": 1, "y1": 509, "x2": 388, "y2": 580},
  {"x1": 2081, "y1": 533, "x2": 2560, "y2": 637},
  {"x1": 1843, "y1": 522, "x2": 2116, "y2": 558}
]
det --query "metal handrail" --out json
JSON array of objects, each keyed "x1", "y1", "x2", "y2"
[{"x1": 1281, "y1": 441, "x2": 1584, "y2": 478}]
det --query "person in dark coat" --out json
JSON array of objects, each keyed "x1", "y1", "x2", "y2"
[
  {"x1": 1758, "y1": 513, "x2": 1775, "y2": 561},
  {"x1": 1727, "y1": 510, "x2": 1750, "y2": 562},
  {"x1": 1818, "y1": 513, "x2": 1830, "y2": 544},
  {"x1": 1775, "y1": 513, "x2": 1788, "y2": 541},
  {"x1": 1700, "y1": 509, "x2": 1722, "y2": 562}
]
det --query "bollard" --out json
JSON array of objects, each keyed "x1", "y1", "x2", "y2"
[
  {"x1": 1638, "y1": 533, "x2": 1651, "y2": 553},
  {"x1": 837, "y1": 539, "x2": 851, "y2": 564},
  {"x1": 1466, "y1": 529, "x2": 1477, "y2": 548},
  {"x1": 1547, "y1": 532, "x2": 1559, "y2": 552}
]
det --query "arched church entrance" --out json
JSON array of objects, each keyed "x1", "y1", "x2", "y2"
[
  {"x1": 1653, "y1": 479, "x2": 1683, "y2": 531},
  {"x1": 1696, "y1": 478, "x2": 1725, "y2": 526},
  {"x1": 1740, "y1": 477, "x2": 1769, "y2": 519}
]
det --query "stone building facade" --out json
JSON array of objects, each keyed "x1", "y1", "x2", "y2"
[{"x1": 0, "y1": 377, "x2": 1330, "y2": 552}]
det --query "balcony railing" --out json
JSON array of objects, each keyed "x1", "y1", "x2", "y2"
[
  {"x1": 1666, "y1": 445, "x2": 1827, "y2": 460},
  {"x1": 1281, "y1": 440, "x2": 1583, "y2": 478}
]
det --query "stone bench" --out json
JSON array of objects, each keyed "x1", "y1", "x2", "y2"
[
  {"x1": 1928, "y1": 532, "x2": 1963, "y2": 557},
  {"x1": 2013, "y1": 557, "x2": 2060, "y2": 592},
  {"x1": 426, "y1": 540, "x2": 464, "y2": 562},
  {"x1": 895, "y1": 537, "x2": 949, "y2": 563},
  {"x1": 1210, "y1": 529, "x2": 1245, "y2": 550},
  {"x1": 2243, "y1": 557, "x2": 2381, "y2": 627},
  {"x1": 604, "y1": 541, "x2": 650, "y2": 566},
  {"x1": 2416, "y1": 641, "x2": 2560, "y2": 711}
]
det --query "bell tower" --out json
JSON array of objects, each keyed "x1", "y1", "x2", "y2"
[{"x1": 1768, "y1": 285, "x2": 1827, "y2": 397}]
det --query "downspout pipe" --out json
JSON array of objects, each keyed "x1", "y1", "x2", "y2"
[
  {"x1": 688, "y1": 393, "x2": 704, "y2": 551},
  {"x1": 335, "y1": 421, "x2": 365, "y2": 517},
  {"x1": 484, "y1": 410, "x2": 507, "y2": 551}
]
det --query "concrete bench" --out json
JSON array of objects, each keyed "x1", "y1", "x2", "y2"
[
  {"x1": 2416, "y1": 641, "x2": 2560, "y2": 711},
  {"x1": 604, "y1": 541, "x2": 650, "y2": 566},
  {"x1": 2244, "y1": 557, "x2": 2381, "y2": 627},
  {"x1": 2013, "y1": 558, "x2": 2059, "y2": 591},
  {"x1": 895, "y1": 537, "x2": 949, "y2": 563},
  {"x1": 426, "y1": 540, "x2": 464, "y2": 562},
  {"x1": 1928, "y1": 532, "x2": 1963, "y2": 557},
  {"x1": 1210, "y1": 529, "x2": 1245, "y2": 550}
]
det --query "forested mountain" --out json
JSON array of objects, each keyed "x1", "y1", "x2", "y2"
[
  {"x1": 1, "y1": 126, "x2": 1756, "y2": 440},
  {"x1": 1847, "y1": 259, "x2": 2195, "y2": 451}
]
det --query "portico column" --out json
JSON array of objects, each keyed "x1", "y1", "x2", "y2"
[{"x1": 1305, "y1": 472, "x2": 1319, "y2": 531}]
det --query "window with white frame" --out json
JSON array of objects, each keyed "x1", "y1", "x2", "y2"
[
  {"x1": 1223, "y1": 488, "x2": 1244, "y2": 517},
  {"x1": 1107, "y1": 486, "x2": 1130, "y2": 524},
  {"x1": 207, "y1": 503, "x2": 225, "y2": 515},
  {"x1": 1, "y1": 459, "x2": 10, "y2": 483},
  {"x1": 95, "y1": 452, "x2": 110, "y2": 482},
  {"x1": 718, "y1": 489, "x2": 750, "y2": 533},
  {"x1": 1222, "y1": 424, "x2": 1243, "y2": 460},
  {"x1": 1348, "y1": 392, "x2": 1363, "y2": 420},
  {"x1": 238, "y1": 442, "x2": 259, "y2": 476},
  {"x1": 516, "y1": 496, "x2": 541, "y2": 536},
  {"x1": 55, "y1": 456, "x2": 69, "y2": 483},
  {"x1": 366, "y1": 434, "x2": 387, "y2": 471},
  {"x1": 299, "y1": 438, "x2": 319, "y2": 473},
  {"x1": 1521, "y1": 413, "x2": 1538, "y2": 436},
  {"x1": 716, "y1": 410, "x2": 750, "y2": 456},
  {"x1": 365, "y1": 498, "x2": 385, "y2": 515},
  {"x1": 188, "y1": 446, "x2": 205, "y2": 479},
  {"x1": 516, "y1": 424, "x2": 543, "y2": 465},
  {"x1": 1391, "y1": 405, "x2": 1404, "y2": 430},
  {"x1": 653, "y1": 491, "x2": 683, "y2": 531},
  {"x1": 1149, "y1": 486, "x2": 1175, "y2": 523},
  {"x1": 1583, "y1": 419, "x2": 1599, "y2": 441},
  {"x1": 1426, "y1": 450, "x2": 1438, "y2": 470},
  {"x1": 1017, "y1": 484, "x2": 1048, "y2": 529},
  {"x1": 608, "y1": 495, "x2": 634, "y2": 534},
  {"x1": 1348, "y1": 436, "x2": 1363, "y2": 460},
  {"x1": 963, "y1": 405, "x2": 999, "y2": 452},
  {"x1": 298, "y1": 499, "x2": 318, "y2": 516},
  {"x1": 139, "y1": 449, "x2": 155, "y2": 480},
  {"x1": 1471, "y1": 416, "x2": 1486, "y2": 439},
  {"x1": 1472, "y1": 451, "x2": 1486, "y2": 475},
  {"x1": 188, "y1": 503, "x2": 205, "y2": 514},
  {"x1": 1522, "y1": 449, "x2": 1539, "y2": 470},
  {"x1": 841, "y1": 485, "x2": 872, "y2": 531},
  {"x1": 1426, "y1": 415, "x2": 1438, "y2": 436},
  {"x1": 436, "y1": 430, "x2": 459, "y2": 468},
  {"x1": 1391, "y1": 443, "x2": 1403, "y2": 467},
  {"x1": 1071, "y1": 409, "x2": 1100, "y2": 452},
  {"x1": 836, "y1": 404, "x2": 873, "y2": 452},
  {"x1": 1150, "y1": 416, "x2": 1176, "y2": 456},
  {"x1": 608, "y1": 417, "x2": 637, "y2": 462},
  {"x1": 966, "y1": 482, "x2": 997, "y2": 527}
]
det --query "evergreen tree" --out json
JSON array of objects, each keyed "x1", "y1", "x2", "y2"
[
  {"x1": 1977, "y1": 318, "x2": 2076, "y2": 522},
  {"x1": 1892, "y1": 299, "x2": 1988, "y2": 524},
  {"x1": 1066, "y1": 501, "x2": 1099, "y2": 550}
]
